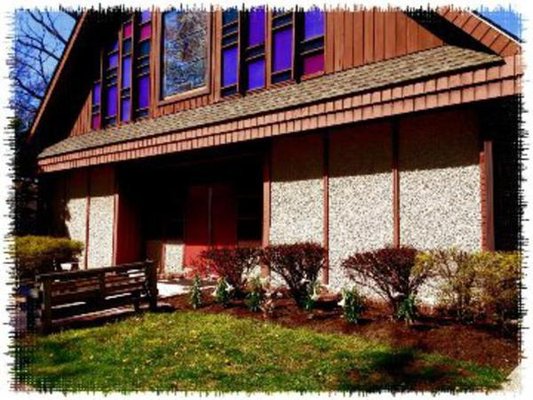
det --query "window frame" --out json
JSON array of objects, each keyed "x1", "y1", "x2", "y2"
[{"x1": 155, "y1": 10, "x2": 213, "y2": 105}]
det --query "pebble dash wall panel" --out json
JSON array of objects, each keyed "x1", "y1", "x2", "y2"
[
  {"x1": 399, "y1": 109, "x2": 481, "y2": 251},
  {"x1": 270, "y1": 134, "x2": 324, "y2": 244},
  {"x1": 328, "y1": 123, "x2": 394, "y2": 290},
  {"x1": 87, "y1": 166, "x2": 116, "y2": 268},
  {"x1": 65, "y1": 169, "x2": 89, "y2": 268}
]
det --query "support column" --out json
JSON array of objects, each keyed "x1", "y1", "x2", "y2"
[
  {"x1": 261, "y1": 143, "x2": 272, "y2": 277},
  {"x1": 482, "y1": 140, "x2": 495, "y2": 250},
  {"x1": 392, "y1": 120, "x2": 400, "y2": 248},
  {"x1": 322, "y1": 131, "x2": 330, "y2": 285}
]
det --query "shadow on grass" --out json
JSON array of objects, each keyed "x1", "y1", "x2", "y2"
[{"x1": 339, "y1": 347, "x2": 472, "y2": 392}]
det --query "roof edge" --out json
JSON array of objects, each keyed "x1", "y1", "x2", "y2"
[{"x1": 27, "y1": 12, "x2": 88, "y2": 142}]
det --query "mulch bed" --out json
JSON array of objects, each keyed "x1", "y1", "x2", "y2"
[{"x1": 164, "y1": 289, "x2": 520, "y2": 374}]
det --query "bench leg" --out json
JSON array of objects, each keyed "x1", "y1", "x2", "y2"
[{"x1": 133, "y1": 291, "x2": 141, "y2": 312}]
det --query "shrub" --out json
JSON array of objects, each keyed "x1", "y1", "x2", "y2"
[
  {"x1": 416, "y1": 248, "x2": 478, "y2": 322},
  {"x1": 200, "y1": 247, "x2": 262, "y2": 294},
  {"x1": 189, "y1": 274, "x2": 203, "y2": 309},
  {"x1": 475, "y1": 252, "x2": 521, "y2": 323},
  {"x1": 212, "y1": 277, "x2": 234, "y2": 307},
  {"x1": 15, "y1": 235, "x2": 84, "y2": 279},
  {"x1": 418, "y1": 249, "x2": 521, "y2": 324},
  {"x1": 338, "y1": 287, "x2": 365, "y2": 324},
  {"x1": 262, "y1": 242, "x2": 326, "y2": 309},
  {"x1": 341, "y1": 246, "x2": 430, "y2": 319}
]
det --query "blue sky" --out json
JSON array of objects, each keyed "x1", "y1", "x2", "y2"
[{"x1": 477, "y1": 5, "x2": 523, "y2": 40}]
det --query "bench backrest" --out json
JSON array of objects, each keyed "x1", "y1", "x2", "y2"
[{"x1": 33, "y1": 260, "x2": 158, "y2": 333}]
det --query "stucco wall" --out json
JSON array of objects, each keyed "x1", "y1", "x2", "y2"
[
  {"x1": 163, "y1": 242, "x2": 185, "y2": 274},
  {"x1": 87, "y1": 166, "x2": 116, "y2": 268},
  {"x1": 328, "y1": 123, "x2": 394, "y2": 291},
  {"x1": 399, "y1": 109, "x2": 481, "y2": 251},
  {"x1": 64, "y1": 169, "x2": 89, "y2": 268},
  {"x1": 270, "y1": 134, "x2": 324, "y2": 244}
]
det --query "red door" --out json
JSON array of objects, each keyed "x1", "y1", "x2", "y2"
[{"x1": 183, "y1": 184, "x2": 237, "y2": 268}]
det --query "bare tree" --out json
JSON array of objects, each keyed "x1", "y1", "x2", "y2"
[{"x1": 12, "y1": 9, "x2": 77, "y2": 128}]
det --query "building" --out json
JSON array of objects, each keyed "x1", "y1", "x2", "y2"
[{"x1": 29, "y1": 7, "x2": 522, "y2": 289}]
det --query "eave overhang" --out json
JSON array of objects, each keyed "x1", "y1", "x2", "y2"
[{"x1": 37, "y1": 45, "x2": 521, "y2": 173}]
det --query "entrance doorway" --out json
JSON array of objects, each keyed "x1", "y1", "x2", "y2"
[{"x1": 183, "y1": 183, "x2": 238, "y2": 267}]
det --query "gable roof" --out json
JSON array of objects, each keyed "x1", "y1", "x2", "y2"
[{"x1": 39, "y1": 45, "x2": 502, "y2": 160}]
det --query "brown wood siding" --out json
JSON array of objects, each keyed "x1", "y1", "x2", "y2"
[
  {"x1": 69, "y1": 90, "x2": 92, "y2": 136},
  {"x1": 324, "y1": 10, "x2": 443, "y2": 74}
]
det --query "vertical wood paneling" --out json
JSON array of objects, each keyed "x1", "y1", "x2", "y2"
[
  {"x1": 374, "y1": 10, "x2": 385, "y2": 62},
  {"x1": 363, "y1": 9, "x2": 374, "y2": 64},
  {"x1": 325, "y1": 11, "x2": 336, "y2": 73},
  {"x1": 343, "y1": 10, "x2": 354, "y2": 69},
  {"x1": 353, "y1": 11, "x2": 364, "y2": 66},
  {"x1": 334, "y1": 10, "x2": 344, "y2": 72},
  {"x1": 406, "y1": 14, "x2": 418, "y2": 53},
  {"x1": 384, "y1": 10, "x2": 396, "y2": 59},
  {"x1": 395, "y1": 11, "x2": 407, "y2": 56}
]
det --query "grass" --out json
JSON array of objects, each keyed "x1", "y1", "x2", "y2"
[{"x1": 15, "y1": 311, "x2": 506, "y2": 393}]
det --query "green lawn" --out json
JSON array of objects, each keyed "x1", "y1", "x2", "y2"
[{"x1": 16, "y1": 311, "x2": 505, "y2": 393}]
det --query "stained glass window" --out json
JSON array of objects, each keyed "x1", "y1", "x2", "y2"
[
  {"x1": 91, "y1": 81, "x2": 101, "y2": 129},
  {"x1": 120, "y1": 19, "x2": 133, "y2": 122},
  {"x1": 135, "y1": 11, "x2": 151, "y2": 117},
  {"x1": 103, "y1": 39, "x2": 119, "y2": 126},
  {"x1": 161, "y1": 10, "x2": 209, "y2": 98},
  {"x1": 244, "y1": 6, "x2": 266, "y2": 91},
  {"x1": 221, "y1": 7, "x2": 239, "y2": 96},
  {"x1": 300, "y1": 8, "x2": 324, "y2": 76},
  {"x1": 271, "y1": 10, "x2": 294, "y2": 84}
]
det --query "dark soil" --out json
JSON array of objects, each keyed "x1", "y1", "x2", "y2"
[{"x1": 163, "y1": 289, "x2": 520, "y2": 373}]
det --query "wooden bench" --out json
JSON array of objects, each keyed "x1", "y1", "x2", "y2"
[{"x1": 29, "y1": 260, "x2": 158, "y2": 334}]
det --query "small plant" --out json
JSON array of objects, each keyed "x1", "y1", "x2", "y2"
[
  {"x1": 213, "y1": 277, "x2": 234, "y2": 307},
  {"x1": 262, "y1": 242, "x2": 326, "y2": 309},
  {"x1": 189, "y1": 274, "x2": 203, "y2": 309},
  {"x1": 339, "y1": 287, "x2": 365, "y2": 324},
  {"x1": 396, "y1": 295, "x2": 417, "y2": 324},
  {"x1": 342, "y1": 246, "x2": 429, "y2": 317},
  {"x1": 245, "y1": 275, "x2": 265, "y2": 312}
]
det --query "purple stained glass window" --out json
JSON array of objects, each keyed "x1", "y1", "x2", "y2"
[
  {"x1": 137, "y1": 75, "x2": 150, "y2": 109},
  {"x1": 122, "y1": 56, "x2": 131, "y2": 88},
  {"x1": 106, "y1": 85, "x2": 118, "y2": 116},
  {"x1": 273, "y1": 28, "x2": 292, "y2": 72},
  {"x1": 222, "y1": 47, "x2": 238, "y2": 87},
  {"x1": 140, "y1": 10, "x2": 151, "y2": 23},
  {"x1": 247, "y1": 58, "x2": 265, "y2": 90},
  {"x1": 108, "y1": 53, "x2": 119, "y2": 69},
  {"x1": 303, "y1": 53, "x2": 324, "y2": 75},
  {"x1": 91, "y1": 114, "x2": 101, "y2": 130},
  {"x1": 140, "y1": 23, "x2": 152, "y2": 40},
  {"x1": 121, "y1": 98, "x2": 131, "y2": 122},
  {"x1": 110, "y1": 39, "x2": 119, "y2": 52},
  {"x1": 248, "y1": 7, "x2": 265, "y2": 46},
  {"x1": 92, "y1": 82, "x2": 101, "y2": 105},
  {"x1": 123, "y1": 22, "x2": 132, "y2": 38},
  {"x1": 304, "y1": 9, "x2": 324, "y2": 39}
]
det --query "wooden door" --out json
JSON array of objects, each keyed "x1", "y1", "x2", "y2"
[{"x1": 183, "y1": 183, "x2": 237, "y2": 268}]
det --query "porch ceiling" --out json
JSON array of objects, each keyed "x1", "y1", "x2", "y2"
[{"x1": 38, "y1": 44, "x2": 520, "y2": 173}]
